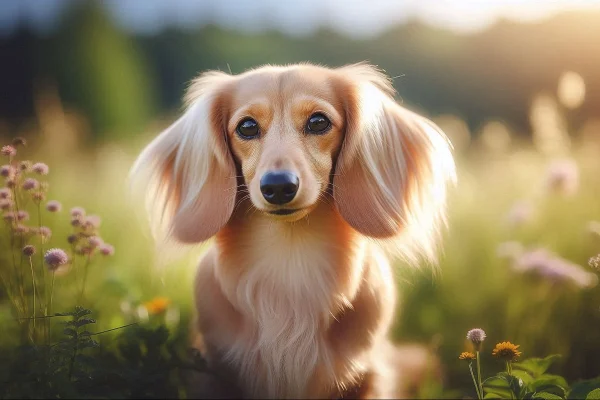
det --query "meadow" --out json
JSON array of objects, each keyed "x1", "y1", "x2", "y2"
[{"x1": 1, "y1": 74, "x2": 600, "y2": 399}]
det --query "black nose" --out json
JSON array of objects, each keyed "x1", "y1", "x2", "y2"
[{"x1": 260, "y1": 171, "x2": 299, "y2": 205}]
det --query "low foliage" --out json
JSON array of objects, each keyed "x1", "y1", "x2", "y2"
[
  {"x1": 0, "y1": 306, "x2": 211, "y2": 399},
  {"x1": 460, "y1": 330, "x2": 600, "y2": 399}
]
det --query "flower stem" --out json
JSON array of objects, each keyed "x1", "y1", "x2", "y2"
[
  {"x1": 476, "y1": 351, "x2": 483, "y2": 399},
  {"x1": 506, "y1": 360, "x2": 513, "y2": 376},
  {"x1": 11, "y1": 186, "x2": 26, "y2": 301},
  {"x1": 49, "y1": 271, "x2": 55, "y2": 318},
  {"x1": 36, "y1": 201, "x2": 49, "y2": 344},
  {"x1": 80, "y1": 253, "x2": 92, "y2": 303},
  {"x1": 469, "y1": 362, "x2": 483, "y2": 399},
  {"x1": 28, "y1": 256, "x2": 36, "y2": 341},
  {"x1": 3, "y1": 224, "x2": 17, "y2": 307}
]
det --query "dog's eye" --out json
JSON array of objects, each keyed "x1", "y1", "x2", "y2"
[
  {"x1": 306, "y1": 113, "x2": 331, "y2": 134},
  {"x1": 236, "y1": 118, "x2": 260, "y2": 139}
]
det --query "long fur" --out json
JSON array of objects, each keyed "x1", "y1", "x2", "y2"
[{"x1": 130, "y1": 62, "x2": 456, "y2": 399}]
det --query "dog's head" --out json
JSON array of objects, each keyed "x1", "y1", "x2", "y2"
[{"x1": 130, "y1": 63, "x2": 456, "y2": 260}]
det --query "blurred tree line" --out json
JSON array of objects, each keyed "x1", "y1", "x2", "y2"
[{"x1": 1, "y1": 1, "x2": 599, "y2": 140}]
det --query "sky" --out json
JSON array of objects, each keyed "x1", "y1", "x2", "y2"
[{"x1": 1, "y1": 0, "x2": 600, "y2": 37}]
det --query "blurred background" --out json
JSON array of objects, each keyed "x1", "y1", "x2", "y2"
[{"x1": 1, "y1": 0, "x2": 600, "y2": 396}]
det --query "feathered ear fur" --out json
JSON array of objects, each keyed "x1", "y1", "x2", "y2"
[
  {"x1": 333, "y1": 63, "x2": 456, "y2": 263},
  {"x1": 129, "y1": 71, "x2": 236, "y2": 248}
]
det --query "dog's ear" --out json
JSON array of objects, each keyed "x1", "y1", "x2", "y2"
[
  {"x1": 333, "y1": 63, "x2": 456, "y2": 261},
  {"x1": 130, "y1": 71, "x2": 236, "y2": 246}
]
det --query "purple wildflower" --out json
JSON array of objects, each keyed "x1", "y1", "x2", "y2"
[
  {"x1": 513, "y1": 248, "x2": 598, "y2": 288},
  {"x1": 32, "y1": 192, "x2": 46, "y2": 203},
  {"x1": 1, "y1": 145, "x2": 16, "y2": 157},
  {"x1": 0, "y1": 188, "x2": 10, "y2": 199},
  {"x1": 22, "y1": 245, "x2": 36, "y2": 257},
  {"x1": 84, "y1": 215, "x2": 102, "y2": 229},
  {"x1": 31, "y1": 162, "x2": 49, "y2": 175},
  {"x1": 44, "y1": 248, "x2": 69, "y2": 271},
  {"x1": 46, "y1": 200, "x2": 62, "y2": 212},
  {"x1": 0, "y1": 199, "x2": 12, "y2": 210},
  {"x1": 38, "y1": 226, "x2": 52, "y2": 241},
  {"x1": 22, "y1": 178, "x2": 39, "y2": 191},
  {"x1": 16, "y1": 210, "x2": 29, "y2": 221},
  {"x1": 70, "y1": 207, "x2": 85, "y2": 217},
  {"x1": 0, "y1": 165, "x2": 14, "y2": 178},
  {"x1": 14, "y1": 224, "x2": 29, "y2": 235},
  {"x1": 3, "y1": 212, "x2": 15, "y2": 222},
  {"x1": 467, "y1": 328, "x2": 487, "y2": 344},
  {"x1": 99, "y1": 243, "x2": 115, "y2": 256},
  {"x1": 88, "y1": 236, "x2": 104, "y2": 248}
]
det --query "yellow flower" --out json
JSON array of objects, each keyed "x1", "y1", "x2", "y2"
[
  {"x1": 143, "y1": 297, "x2": 170, "y2": 315},
  {"x1": 459, "y1": 352, "x2": 476, "y2": 361},
  {"x1": 492, "y1": 341, "x2": 522, "y2": 361}
]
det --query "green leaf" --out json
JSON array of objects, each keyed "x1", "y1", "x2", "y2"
[
  {"x1": 485, "y1": 393, "x2": 506, "y2": 399},
  {"x1": 73, "y1": 306, "x2": 92, "y2": 318},
  {"x1": 529, "y1": 375, "x2": 569, "y2": 394},
  {"x1": 533, "y1": 391, "x2": 564, "y2": 400},
  {"x1": 63, "y1": 328, "x2": 77, "y2": 337},
  {"x1": 484, "y1": 372, "x2": 511, "y2": 385},
  {"x1": 514, "y1": 355, "x2": 562, "y2": 378},
  {"x1": 512, "y1": 370, "x2": 535, "y2": 385},
  {"x1": 78, "y1": 338, "x2": 100, "y2": 350},
  {"x1": 483, "y1": 373, "x2": 514, "y2": 399},
  {"x1": 586, "y1": 389, "x2": 600, "y2": 400},
  {"x1": 74, "y1": 318, "x2": 96, "y2": 327}
]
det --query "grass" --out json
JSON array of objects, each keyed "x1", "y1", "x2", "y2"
[{"x1": 1, "y1": 92, "x2": 600, "y2": 398}]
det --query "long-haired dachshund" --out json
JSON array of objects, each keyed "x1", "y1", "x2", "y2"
[{"x1": 130, "y1": 62, "x2": 456, "y2": 399}]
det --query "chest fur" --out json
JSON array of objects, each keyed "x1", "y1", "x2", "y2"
[{"x1": 214, "y1": 213, "x2": 365, "y2": 398}]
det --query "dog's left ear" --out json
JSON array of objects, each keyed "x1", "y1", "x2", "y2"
[
  {"x1": 129, "y1": 71, "x2": 236, "y2": 247},
  {"x1": 333, "y1": 63, "x2": 456, "y2": 260}
]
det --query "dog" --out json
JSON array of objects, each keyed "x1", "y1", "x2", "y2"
[{"x1": 130, "y1": 62, "x2": 456, "y2": 399}]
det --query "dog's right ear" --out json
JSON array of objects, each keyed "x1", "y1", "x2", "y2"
[{"x1": 129, "y1": 71, "x2": 236, "y2": 247}]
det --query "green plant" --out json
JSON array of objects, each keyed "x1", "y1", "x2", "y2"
[
  {"x1": 460, "y1": 329, "x2": 600, "y2": 399},
  {"x1": 1, "y1": 138, "x2": 115, "y2": 346},
  {"x1": 0, "y1": 306, "x2": 212, "y2": 399}
]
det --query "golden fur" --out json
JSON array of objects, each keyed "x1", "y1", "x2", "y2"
[{"x1": 130, "y1": 62, "x2": 456, "y2": 399}]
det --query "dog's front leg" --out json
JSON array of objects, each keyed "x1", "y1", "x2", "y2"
[{"x1": 188, "y1": 246, "x2": 245, "y2": 398}]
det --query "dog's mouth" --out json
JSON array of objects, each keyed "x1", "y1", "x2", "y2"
[
  {"x1": 257, "y1": 206, "x2": 312, "y2": 221},
  {"x1": 268, "y1": 208, "x2": 300, "y2": 216}
]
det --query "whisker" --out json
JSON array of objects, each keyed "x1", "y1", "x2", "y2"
[
  {"x1": 327, "y1": 181, "x2": 347, "y2": 194},
  {"x1": 248, "y1": 206, "x2": 260, "y2": 219},
  {"x1": 233, "y1": 194, "x2": 251, "y2": 214},
  {"x1": 244, "y1": 200, "x2": 259, "y2": 217},
  {"x1": 317, "y1": 192, "x2": 334, "y2": 208},
  {"x1": 224, "y1": 184, "x2": 249, "y2": 193},
  {"x1": 224, "y1": 188, "x2": 250, "y2": 208}
]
